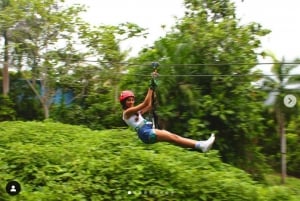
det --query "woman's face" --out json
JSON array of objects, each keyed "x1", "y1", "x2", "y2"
[{"x1": 125, "y1": 97, "x2": 135, "y2": 108}]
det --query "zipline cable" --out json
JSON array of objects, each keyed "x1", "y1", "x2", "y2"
[
  {"x1": 78, "y1": 60, "x2": 300, "y2": 66},
  {"x1": 87, "y1": 71, "x2": 300, "y2": 78}
]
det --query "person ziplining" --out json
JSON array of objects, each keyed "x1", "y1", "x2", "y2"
[{"x1": 119, "y1": 63, "x2": 215, "y2": 152}]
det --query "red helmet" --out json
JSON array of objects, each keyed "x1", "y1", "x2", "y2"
[{"x1": 119, "y1": 90, "x2": 134, "y2": 102}]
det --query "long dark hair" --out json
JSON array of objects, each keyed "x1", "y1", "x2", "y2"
[{"x1": 120, "y1": 99, "x2": 128, "y2": 110}]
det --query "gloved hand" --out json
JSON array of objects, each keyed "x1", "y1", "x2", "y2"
[{"x1": 149, "y1": 78, "x2": 158, "y2": 90}]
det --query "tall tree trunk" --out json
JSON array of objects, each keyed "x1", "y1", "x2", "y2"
[
  {"x1": 25, "y1": 78, "x2": 50, "y2": 119},
  {"x1": 277, "y1": 108, "x2": 286, "y2": 184},
  {"x1": 2, "y1": 31, "x2": 9, "y2": 95},
  {"x1": 43, "y1": 103, "x2": 49, "y2": 119}
]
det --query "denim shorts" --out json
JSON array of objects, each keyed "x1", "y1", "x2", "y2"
[{"x1": 137, "y1": 123, "x2": 157, "y2": 144}]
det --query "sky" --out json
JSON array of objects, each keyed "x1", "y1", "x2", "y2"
[{"x1": 71, "y1": 0, "x2": 300, "y2": 62}]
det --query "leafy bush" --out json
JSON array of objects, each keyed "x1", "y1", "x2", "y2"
[
  {"x1": 51, "y1": 91, "x2": 125, "y2": 130},
  {"x1": 0, "y1": 95, "x2": 16, "y2": 121},
  {"x1": 286, "y1": 133, "x2": 300, "y2": 177},
  {"x1": 0, "y1": 121, "x2": 299, "y2": 200}
]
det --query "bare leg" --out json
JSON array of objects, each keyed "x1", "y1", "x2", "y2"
[{"x1": 154, "y1": 129, "x2": 197, "y2": 148}]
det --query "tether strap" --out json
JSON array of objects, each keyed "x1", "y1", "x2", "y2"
[
  {"x1": 151, "y1": 88, "x2": 159, "y2": 129},
  {"x1": 151, "y1": 62, "x2": 160, "y2": 129}
]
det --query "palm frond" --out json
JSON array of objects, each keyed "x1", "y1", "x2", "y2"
[{"x1": 286, "y1": 74, "x2": 300, "y2": 84}]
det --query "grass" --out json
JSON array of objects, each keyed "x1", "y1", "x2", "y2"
[{"x1": 265, "y1": 174, "x2": 300, "y2": 196}]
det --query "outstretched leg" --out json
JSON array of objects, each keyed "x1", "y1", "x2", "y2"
[{"x1": 154, "y1": 129, "x2": 215, "y2": 152}]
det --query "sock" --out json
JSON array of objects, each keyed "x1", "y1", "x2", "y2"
[
  {"x1": 195, "y1": 141, "x2": 202, "y2": 150},
  {"x1": 195, "y1": 133, "x2": 215, "y2": 151}
]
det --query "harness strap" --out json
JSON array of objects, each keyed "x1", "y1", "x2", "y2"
[
  {"x1": 151, "y1": 90, "x2": 159, "y2": 129},
  {"x1": 134, "y1": 119, "x2": 148, "y2": 132}
]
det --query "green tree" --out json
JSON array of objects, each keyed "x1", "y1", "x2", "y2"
[
  {"x1": 9, "y1": 0, "x2": 85, "y2": 119},
  {"x1": 56, "y1": 23, "x2": 147, "y2": 129},
  {"x1": 127, "y1": 0, "x2": 270, "y2": 179},
  {"x1": 0, "y1": 0, "x2": 29, "y2": 95},
  {"x1": 260, "y1": 52, "x2": 300, "y2": 184},
  {"x1": 286, "y1": 104, "x2": 300, "y2": 177},
  {"x1": 78, "y1": 22, "x2": 146, "y2": 105}
]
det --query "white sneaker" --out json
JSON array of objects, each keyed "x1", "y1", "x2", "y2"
[{"x1": 199, "y1": 133, "x2": 215, "y2": 152}]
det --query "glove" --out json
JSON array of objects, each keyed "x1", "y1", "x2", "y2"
[{"x1": 149, "y1": 78, "x2": 158, "y2": 90}]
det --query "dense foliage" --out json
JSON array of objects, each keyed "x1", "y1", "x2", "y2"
[
  {"x1": 0, "y1": 0, "x2": 299, "y2": 184},
  {"x1": 124, "y1": 0, "x2": 271, "y2": 179},
  {"x1": 0, "y1": 121, "x2": 299, "y2": 200},
  {"x1": 0, "y1": 95, "x2": 15, "y2": 121}
]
